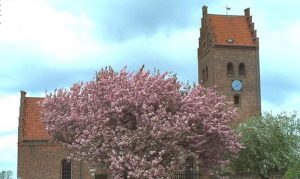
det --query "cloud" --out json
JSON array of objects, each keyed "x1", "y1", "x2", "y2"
[
  {"x1": 0, "y1": 134, "x2": 17, "y2": 175},
  {"x1": 0, "y1": 95, "x2": 19, "y2": 132},
  {"x1": 0, "y1": 3, "x2": 199, "y2": 94},
  {"x1": 2, "y1": 0, "x2": 299, "y2": 109},
  {"x1": 262, "y1": 94, "x2": 300, "y2": 114},
  {"x1": 0, "y1": 130, "x2": 16, "y2": 137},
  {"x1": 96, "y1": 0, "x2": 202, "y2": 41},
  {"x1": 50, "y1": 0, "x2": 203, "y2": 42},
  {"x1": 261, "y1": 73, "x2": 300, "y2": 105},
  {"x1": 0, "y1": 95, "x2": 17, "y2": 173},
  {"x1": 0, "y1": 0, "x2": 100, "y2": 59},
  {"x1": 259, "y1": 21, "x2": 300, "y2": 106},
  {"x1": 0, "y1": 0, "x2": 203, "y2": 97},
  {"x1": 0, "y1": 61, "x2": 97, "y2": 95},
  {"x1": 96, "y1": 27, "x2": 199, "y2": 84}
]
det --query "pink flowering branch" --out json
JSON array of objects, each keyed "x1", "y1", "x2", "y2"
[{"x1": 41, "y1": 66, "x2": 241, "y2": 178}]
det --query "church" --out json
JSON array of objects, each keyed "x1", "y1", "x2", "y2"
[{"x1": 17, "y1": 6, "x2": 261, "y2": 179}]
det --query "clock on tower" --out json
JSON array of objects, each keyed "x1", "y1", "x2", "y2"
[{"x1": 232, "y1": 80, "x2": 242, "y2": 91}]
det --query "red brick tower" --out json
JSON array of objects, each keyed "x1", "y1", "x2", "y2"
[{"x1": 198, "y1": 6, "x2": 261, "y2": 121}]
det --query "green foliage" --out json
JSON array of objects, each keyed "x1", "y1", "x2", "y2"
[
  {"x1": 231, "y1": 112, "x2": 300, "y2": 178},
  {"x1": 0, "y1": 170, "x2": 13, "y2": 179},
  {"x1": 283, "y1": 160, "x2": 300, "y2": 179}
]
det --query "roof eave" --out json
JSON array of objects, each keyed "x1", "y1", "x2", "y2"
[{"x1": 214, "y1": 43, "x2": 258, "y2": 48}]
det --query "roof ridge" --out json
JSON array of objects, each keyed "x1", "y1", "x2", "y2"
[
  {"x1": 25, "y1": 97, "x2": 44, "y2": 99},
  {"x1": 208, "y1": 14, "x2": 245, "y2": 17}
]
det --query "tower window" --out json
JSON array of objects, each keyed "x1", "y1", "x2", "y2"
[
  {"x1": 62, "y1": 159, "x2": 72, "y2": 179},
  {"x1": 227, "y1": 62, "x2": 234, "y2": 76},
  {"x1": 205, "y1": 66, "x2": 208, "y2": 81},
  {"x1": 234, "y1": 95, "x2": 240, "y2": 105},
  {"x1": 239, "y1": 63, "x2": 246, "y2": 76},
  {"x1": 202, "y1": 68, "x2": 205, "y2": 83}
]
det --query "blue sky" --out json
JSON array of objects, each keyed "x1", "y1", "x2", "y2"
[{"x1": 1, "y1": 0, "x2": 300, "y2": 178}]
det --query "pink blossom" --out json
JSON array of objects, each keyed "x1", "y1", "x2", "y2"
[{"x1": 41, "y1": 67, "x2": 241, "y2": 178}]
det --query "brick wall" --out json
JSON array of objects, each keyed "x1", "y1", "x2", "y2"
[
  {"x1": 212, "y1": 46, "x2": 261, "y2": 121},
  {"x1": 17, "y1": 91, "x2": 110, "y2": 179}
]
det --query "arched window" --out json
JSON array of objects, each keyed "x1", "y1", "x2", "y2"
[
  {"x1": 185, "y1": 157, "x2": 194, "y2": 170},
  {"x1": 234, "y1": 95, "x2": 241, "y2": 105},
  {"x1": 184, "y1": 157, "x2": 195, "y2": 178},
  {"x1": 62, "y1": 159, "x2": 71, "y2": 179},
  {"x1": 205, "y1": 66, "x2": 208, "y2": 81},
  {"x1": 227, "y1": 62, "x2": 234, "y2": 76},
  {"x1": 239, "y1": 63, "x2": 246, "y2": 76},
  {"x1": 202, "y1": 68, "x2": 205, "y2": 82}
]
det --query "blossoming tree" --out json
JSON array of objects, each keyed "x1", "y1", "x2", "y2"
[{"x1": 41, "y1": 67, "x2": 241, "y2": 179}]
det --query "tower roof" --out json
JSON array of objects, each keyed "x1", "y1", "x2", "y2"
[
  {"x1": 201, "y1": 6, "x2": 258, "y2": 47},
  {"x1": 208, "y1": 15, "x2": 256, "y2": 46}
]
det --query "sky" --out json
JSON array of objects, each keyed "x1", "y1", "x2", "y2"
[{"x1": 1, "y1": 0, "x2": 300, "y2": 178}]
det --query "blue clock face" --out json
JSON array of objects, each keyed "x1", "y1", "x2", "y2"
[{"x1": 232, "y1": 80, "x2": 242, "y2": 91}]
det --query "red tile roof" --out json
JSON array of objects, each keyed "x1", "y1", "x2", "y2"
[
  {"x1": 23, "y1": 97, "x2": 50, "y2": 140},
  {"x1": 208, "y1": 15, "x2": 256, "y2": 46}
]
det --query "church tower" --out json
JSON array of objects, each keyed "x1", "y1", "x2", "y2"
[{"x1": 198, "y1": 6, "x2": 261, "y2": 121}]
